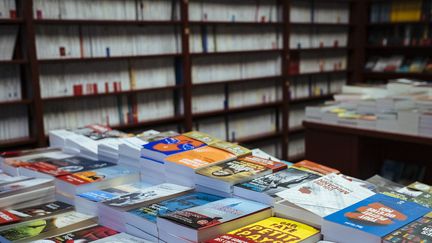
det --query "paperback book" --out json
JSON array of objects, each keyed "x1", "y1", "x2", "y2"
[
  {"x1": 383, "y1": 212, "x2": 432, "y2": 243},
  {"x1": 33, "y1": 225, "x2": 119, "y2": 242}
]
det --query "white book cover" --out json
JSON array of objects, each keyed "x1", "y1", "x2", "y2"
[{"x1": 276, "y1": 173, "x2": 375, "y2": 217}]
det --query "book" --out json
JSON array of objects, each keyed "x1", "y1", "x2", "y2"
[
  {"x1": 383, "y1": 212, "x2": 432, "y2": 243},
  {"x1": 292, "y1": 160, "x2": 340, "y2": 176},
  {"x1": 207, "y1": 217, "x2": 321, "y2": 243},
  {"x1": 209, "y1": 141, "x2": 252, "y2": 157},
  {"x1": 0, "y1": 201, "x2": 73, "y2": 231},
  {"x1": 32, "y1": 225, "x2": 119, "y2": 243},
  {"x1": 183, "y1": 131, "x2": 221, "y2": 145},
  {"x1": 141, "y1": 135, "x2": 206, "y2": 161},
  {"x1": 0, "y1": 178, "x2": 55, "y2": 209},
  {"x1": 322, "y1": 193, "x2": 431, "y2": 243},
  {"x1": 125, "y1": 192, "x2": 224, "y2": 237},
  {"x1": 274, "y1": 173, "x2": 375, "y2": 228},
  {"x1": 91, "y1": 232, "x2": 153, "y2": 243},
  {"x1": 408, "y1": 181, "x2": 432, "y2": 193},
  {"x1": 195, "y1": 155, "x2": 287, "y2": 193},
  {"x1": 233, "y1": 167, "x2": 321, "y2": 205},
  {"x1": 0, "y1": 211, "x2": 96, "y2": 242},
  {"x1": 0, "y1": 173, "x2": 29, "y2": 186},
  {"x1": 157, "y1": 198, "x2": 272, "y2": 242}
]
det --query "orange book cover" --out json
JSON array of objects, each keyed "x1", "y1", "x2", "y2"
[
  {"x1": 165, "y1": 146, "x2": 236, "y2": 170},
  {"x1": 293, "y1": 160, "x2": 339, "y2": 176}
]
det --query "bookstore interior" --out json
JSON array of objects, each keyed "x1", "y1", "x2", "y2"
[{"x1": 1, "y1": 0, "x2": 432, "y2": 242}]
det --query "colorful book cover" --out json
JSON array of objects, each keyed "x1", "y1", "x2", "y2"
[
  {"x1": 207, "y1": 217, "x2": 319, "y2": 243},
  {"x1": 142, "y1": 135, "x2": 206, "y2": 156},
  {"x1": 240, "y1": 156, "x2": 287, "y2": 172},
  {"x1": 324, "y1": 194, "x2": 431, "y2": 238},
  {"x1": 36, "y1": 225, "x2": 119, "y2": 242},
  {"x1": 70, "y1": 124, "x2": 128, "y2": 141},
  {"x1": 0, "y1": 201, "x2": 72, "y2": 226},
  {"x1": 136, "y1": 131, "x2": 178, "y2": 143},
  {"x1": 165, "y1": 146, "x2": 236, "y2": 170},
  {"x1": 367, "y1": 175, "x2": 404, "y2": 192},
  {"x1": 196, "y1": 160, "x2": 273, "y2": 185},
  {"x1": 0, "y1": 211, "x2": 94, "y2": 242},
  {"x1": 384, "y1": 212, "x2": 432, "y2": 242},
  {"x1": 235, "y1": 167, "x2": 321, "y2": 197},
  {"x1": 102, "y1": 183, "x2": 192, "y2": 208},
  {"x1": 56, "y1": 166, "x2": 135, "y2": 186},
  {"x1": 183, "y1": 131, "x2": 220, "y2": 145},
  {"x1": 394, "y1": 187, "x2": 432, "y2": 209},
  {"x1": 77, "y1": 182, "x2": 152, "y2": 202},
  {"x1": 0, "y1": 178, "x2": 52, "y2": 196},
  {"x1": 276, "y1": 173, "x2": 376, "y2": 217},
  {"x1": 160, "y1": 198, "x2": 270, "y2": 229},
  {"x1": 20, "y1": 156, "x2": 115, "y2": 177},
  {"x1": 128, "y1": 192, "x2": 224, "y2": 223},
  {"x1": 210, "y1": 141, "x2": 251, "y2": 157},
  {"x1": 292, "y1": 160, "x2": 339, "y2": 176},
  {"x1": 408, "y1": 181, "x2": 432, "y2": 193}
]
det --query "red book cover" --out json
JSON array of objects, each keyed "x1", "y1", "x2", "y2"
[
  {"x1": 36, "y1": 10, "x2": 43, "y2": 19},
  {"x1": 9, "y1": 10, "x2": 16, "y2": 19},
  {"x1": 113, "y1": 82, "x2": 118, "y2": 92},
  {"x1": 206, "y1": 234, "x2": 255, "y2": 243},
  {"x1": 59, "y1": 47, "x2": 66, "y2": 57},
  {"x1": 93, "y1": 83, "x2": 98, "y2": 94},
  {"x1": 73, "y1": 84, "x2": 83, "y2": 96},
  {"x1": 0, "y1": 211, "x2": 21, "y2": 225},
  {"x1": 105, "y1": 82, "x2": 109, "y2": 93}
]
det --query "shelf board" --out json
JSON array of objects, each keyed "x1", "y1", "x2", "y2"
[
  {"x1": 290, "y1": 94, "x2": 335, "y2": 104},
  {"x1": 193, "y1": 101, "x2": 283, "y2": 119},
  {"x1": 289, "y1": 126, "x2": 305, "y2": 134},
  {"x1": 236, "y1": 131, "x2": 283, "y2": 144},
  {"x1": 0, "y1": 137, "x2": 37, "y2": 149},
  {"x1": 189, "y1": 21, "x2": 283, "y2": 26},
  {"x1": 0, "y1": 99, "x2": 33, "y2": 106},
  {"x1": 0, "y1": 59, "x2": 27, "y2": 65},
  {"x1": 0, "y1": 18, "x2": 23, "y2": 24},
  {"x1": 190, "y1": 49, "x2": 282, "y2": 57},
  {"x1": 34, "y1": 19, "x2": 182, "y2": 26},
  {"x1": 289, "y1": 70, "x2": 349, "y2": 77},
  {"x1": 289, "y1": 47, "x2": 350, "y2": 52},
  {"x1": 192, "y1": 75, "x2": 284, "y2": 87},
  {"x1": 38, "y1": 53, "x2": 181, "y2": 64},
  {"x1": 113, "y1": 116, "x2": 184, "y2": 130},
  {"x1": 369, "y1": 21, "x2": 432, "y2": 27},
  {"x1": 291, "y1": 22, "x2": 351, "y2": 27},
  {"x1": 42, "y1": 85, "x2": 182, "y2": 102},
  {"x1": 367, "y1": 45, "x2": 432, "y2": 50},
  {"x1": 288, "y1": 153, "x2": 305, "y2": 162},
  {"x1": 364, "y1": 72, "x2": 432, "y2": 80}
]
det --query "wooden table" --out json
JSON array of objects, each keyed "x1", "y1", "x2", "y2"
[{"x1": 304, "y1": 121, "x2": 432, "y2": 184}]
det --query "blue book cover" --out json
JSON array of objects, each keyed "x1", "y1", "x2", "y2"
[
  {"x1": 57, "y1": 165, "x2": 139, "y2": 185},
  {"x1": 324, "y1": 193, "x2": 431, "y2": 237},
  {"x1": 128, "y1": 192, "x2": 224, "y2": 223},
  {"x1": 77, "y1": 182, "x2": 153, "y2": 202},
  {"x1": 142, "y1": 135, "x2": 206, "y2": 156},
  {"x1": 160, "y1": 198, "x2": 270, "y2": 229}
]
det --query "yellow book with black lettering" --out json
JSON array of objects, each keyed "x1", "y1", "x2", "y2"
[{"x1": 207, "y1": 217, "x2": 320, "y2": 243}]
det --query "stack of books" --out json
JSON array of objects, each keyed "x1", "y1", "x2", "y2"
[{"x1": 0, "y1": 128, "x2": 431, "y2": 243}]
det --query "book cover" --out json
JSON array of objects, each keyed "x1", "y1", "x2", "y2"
[
  {"x1": 196, "y1": 160, "x2": 272, "y2": 184},
  {"x1": 292, "y1": 160, "x2": 339, "y2": 176},
  {"x1": 408, "y1": 181, "x2": 432, "y2": 193},
  {"x1": 0, "y1": 178, "x2": 52, "y2": 196},
  {"x1": 210, "y1": 141, "x2": 251, "y2": 157},
  {"x1": 165, "y1": 146, "x2": 237, "y2": 170},
  {"x1": 276, "y1": 174, "x2": 375, "y2": 217},
  {"x1": 0, "y1": 201, "x2": 72, "y2": 226},
  {"x1": 0, "y1": 211, "x2": 94, "y2": 242},
  {"x1": 37, "y1": 225, "x2": 118, "y2": 242},
  {"x1": 0, "y1": 174, "x2": 29, "y2": 186},
  {"x1": 70, "y1": 125, "x2": 128, "y2": 141},
  {"x1": 236, "y1": 167, "x2": 321, "y2": 197},
  {"x1": 142, "y1": 135, "x2": 206, "y2": 156},
  {"x1": 324, "y1": 194, "x2": 431, "y2": 238},
  {"x1": 183, "y1": 131, "x2": 220, "y2": 145},
  {"x1": 135, "y1": 131, "x2": 178, "y2": 143},
  {"x1": 56, "y1": 166, "x2": 135, "y2": 186},
  {"x1": 239, "y1": 156, "x2": 287, "y2": 172},
  {"x1": 21, "y1": 156, "x2": 115, "y2": 177},
  {"x1": 128, "y1": 192, "x2": 224, "y2": 223},
  {"x1": 77, "y1": 182, "x2": 152, "y2": 202},
  {"x1": 384, "y1": 212, "x2": 432, "y2": 242},
  {"x1": 102, "y1": 183, "x2": 192, "y2": 208},
  {"x1": 160, "y1": 198, "x2": 270, "y2": 230},
  {"x1": 207, "y1": 217, "x2": 319, "y2": 243}
]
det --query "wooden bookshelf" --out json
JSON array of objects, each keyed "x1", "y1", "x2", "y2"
[{"x1": 0, "y1": 0, "x2": 356, "y2": 160}]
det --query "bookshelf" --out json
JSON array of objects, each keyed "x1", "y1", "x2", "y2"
[
  {"x1": 0, "y1": 0, "x2": 355, "y2": 161},
  {"x1": 359, "y1": 0, "x2": 432, "y2": 83}
]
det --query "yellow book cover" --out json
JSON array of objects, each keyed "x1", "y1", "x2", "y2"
[
  {"x1": 165, "y1": 146, "x2": 236, "y2": 170},
  {"x1": 398, "y1": 1, "x2": 421, "y2": 21},
  {"x1": 183, "y1": 131, "x2": 221, "y2": 145},
  {"x1": 390, "y1": 1, "x2": 400, "y2": 22},
  {"x1": 207, "y1": 217, "x2": 320, "y2": 243},
  {"x1": 210, "y1": 141, "x2": 251, "y2": 157}
]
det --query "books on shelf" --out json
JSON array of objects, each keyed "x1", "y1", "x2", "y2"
[
  {"x1": 157, "y1": 197, "x2": 272, "y2": 242},
  {"x1": 0, "y1": 26, "x2": 18, "y2": 61},
  {"x1": 0, "y1": 106, "x2": 29, "y2": 142},
  {"x1": 370, "y1": 0, "x2": 424, "y2": 23},
  {"x1": 228, "y1": 110, "x2": 277, "y2": 141},
  {"x1": 34, "y1": 0, "x2": 179, "y2": 21},
  {"x1": 0, "y1": 0, "x2": 16, "y2": 19},
  {"x1": 290, "y1": 1, "x2": 350, "y2": 24},
  {"x1": 290, "y1": 27, "x2": 349, "y2": 49},
  {"x1": 322, "y1": 193, "x2": 431, "y2": 243},
  {"x1": 207, "y1": 217, "x2": 321, "y2": 243},
  {"x1": 194, "y1": 117, "x2": 227, "y2": 141}
]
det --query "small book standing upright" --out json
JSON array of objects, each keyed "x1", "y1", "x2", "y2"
[{"x1": 322, "y1": 193, "x2": 431, "y2": 243}]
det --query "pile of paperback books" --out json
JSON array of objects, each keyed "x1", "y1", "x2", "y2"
[{"x1": 0, "y1": 124, "x2": 431, "y2": 243}]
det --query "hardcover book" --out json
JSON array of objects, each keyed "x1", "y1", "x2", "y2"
[
  {"x1": 34, "y1": 225, "x2": 119, "y2": 242},
  {"x1": 384, "y1": 212, "x2": 432, "y2": 243},
  {"x1": 207, "y1": 217, "x2": 320, "y2": 243},
  {"x1": 0, "y1": 201, "x2": 72, "y2": 228},
  {"x1": 159, "y1": 198, "x2": 270, "y2": 230},
  {"x1": 276, "y1": 173, "x2": 375, "y2": 218},
  {"x1": 322, "y1": 194, "x2": 431, "y2": 243}
]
